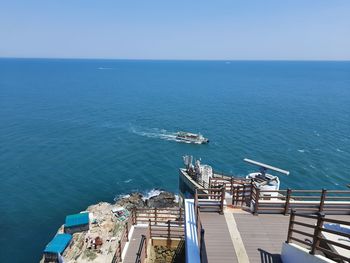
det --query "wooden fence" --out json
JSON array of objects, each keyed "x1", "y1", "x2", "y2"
[
  {"x1": 148, "y1": 219, "x2": 185, "y2": 240},
  {"x1": 134, "y1": 219, "x2": 184, "y2": 263},
  {"x1": 251, "y1": 187, "x2": 350, "y2": 215},
  {"x1": 195, "y1": 187, "x2": 225, "y2": 214},
  {"x1": 286, "y1": 211, "x2": 350, "y2": 262},
  {"x1": 111, "y1": 214, "x2": 133, "y2": 263},
  {"x1": 134, "y1": 207, "x2": 184, "y2": 225}
]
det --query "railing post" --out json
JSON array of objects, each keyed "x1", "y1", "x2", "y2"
[
  {"x1": 310, "y1": 212, "x2": 325, "y2": 255},
  {"x1": 232, "y1": 185, "x2": 235, "y2": 206},
  {"x1": 242, "y1": 184, "x2": 246, "y2": 206},
  {"x1": 231, "y1": 177, "x2": 234, "y2": 195},
  {"x1": 179, "y1": 207, "x2": 183, "y2": 222},
  {"x1": 125, "y1": 222, "x2": 129, "y2": 242},
  {"x1": 254, "y1": 188, "x2": 260, "y2": 215},
  {"x1": 220, "y1": 187, "x2": 225, "y2": 214},
  {"x1": 154, "y1": 207, "x2": 157, "y2": 225},
  {"x1": 319, "y1": 189, "x2": 327, "y2": 213},
  {"x1": 284, "y1": 188, "x2": 292, "y2": 215},
  {"x1": 286, "y1": 209, "x2": 295, "y2": 243},
  {"x1": 148, "y1": 219, "x2": 152, "y2": 240},
  {"x1": 249, "y1": 181, "x2": 254, "y2": 206},
  {"x1": 200, "y1": 228, "x2": 205, "y2": 262},
  {"x1": 132, "y1": 207, "x2": 136, "y2": 225},
  {"x1": 145, "y1": 234, "x2": 148, "y2": 258},
  {"x1": 118, "y1": 240, "x2": 121, "y2": 262},
  {"x1": 167, "y1": 220, "x2": 171, "y2": 240}
]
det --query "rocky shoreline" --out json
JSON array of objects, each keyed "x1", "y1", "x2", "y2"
[{"x1": 41, "y1": 190, "x2": 178, "y2": 263}]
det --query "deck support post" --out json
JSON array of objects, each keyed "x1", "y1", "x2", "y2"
[
  {"x1": 284, "y1": 188, "x2": 292, "y2": 215},
  {"x1": 310, "y1": 212, "x2": 325, "y2": 255}
]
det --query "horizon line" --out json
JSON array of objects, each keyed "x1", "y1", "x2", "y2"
[{"x1": 0, "y1": 56, "x2": 350, "y2": 62}]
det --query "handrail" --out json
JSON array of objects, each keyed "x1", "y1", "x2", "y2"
[
  {"x1": 111, "y1": 212, "x2": 134, "y2": 263},
  {"x1": 134, "y1": 235, "x2": 147, "y2": 263},
  {"x1": 134, "y1": 207, "x2": 184, "y2": 224},
  {"x1": 286, "y1": 210, "x2": 350, "y2": 261},
  {"x1": 250, "y1": 187, "x2": 350, "y2": 215}
]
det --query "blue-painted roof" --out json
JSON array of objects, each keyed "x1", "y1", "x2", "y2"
[
  {"x1": 65, "y1": 212, "x2": 89, "y2": 228},
  {"x1": 44, "y1": 234, "x2": 72, "y2": 254}
]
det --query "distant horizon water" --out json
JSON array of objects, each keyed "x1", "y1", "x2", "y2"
[
  {"x1": 1, "y1": 57, "x2": 350, "y2": 62},
  {"x1": 0, "y1": 59, "x2": 349, "y2": 262}
]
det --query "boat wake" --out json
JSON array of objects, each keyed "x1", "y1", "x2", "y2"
[{"x1": 130, "y1": 126, "x2": 198, "y2": 144}]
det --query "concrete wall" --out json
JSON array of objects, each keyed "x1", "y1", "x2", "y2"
[{"x1": 281, "y1": 243, "x2": 335, "y2": 263}]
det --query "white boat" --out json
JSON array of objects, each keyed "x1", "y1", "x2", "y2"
[
  {"x1": 244, "y1": 158, "x2": 289, "y2": 197},
  {"x1": 176, "y1": 132, "x2": 209, "y2": 144}
]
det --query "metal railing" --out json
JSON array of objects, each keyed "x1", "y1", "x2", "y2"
[
  {"x1": 286, "y1": 210, "x2": 350, "y2": 262},
  {"x1": 135, "y1": 234, "x2": 148, "y2": 263}
]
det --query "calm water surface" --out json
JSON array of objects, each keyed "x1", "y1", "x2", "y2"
[{"x1": 0, "y1": 59, "x2": 349, "y2": 262}]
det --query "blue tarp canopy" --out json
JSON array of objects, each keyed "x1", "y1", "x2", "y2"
[
  {"x1": 65, "y1": 212, "x2": 89, "y2": 228},
  {"x1": 44, "y1": 234, "x2": 72, "y2": 254}
]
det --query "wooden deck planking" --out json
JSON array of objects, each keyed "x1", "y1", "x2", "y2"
[
  {"x1": 123, "y1": 226, "x2": 147, "y2": 263},
  {"x1": 234, "y1": 214, "x2": 289, "y2": 263},
  {"x1": 233, "y1": 213, "x2": 350, "y2": 263},
  {"x1": 200, "y1": 212, "x2": 239, "y2": 263}
]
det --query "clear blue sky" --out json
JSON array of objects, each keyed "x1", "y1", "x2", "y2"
[{"x1": 0, "y1": 0, "x2": 349, "y2": 60}]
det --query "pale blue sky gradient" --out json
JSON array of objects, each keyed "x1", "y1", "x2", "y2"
[{"x1": 1, "y1": 0, "x2": 350, "y2": 60}]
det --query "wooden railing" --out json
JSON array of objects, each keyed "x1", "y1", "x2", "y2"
[
  {"x1": 286, "y1": 211, "x2": 350, "y2": 262},
  {"x1": 111, "y1": 207, "x2": 184, "y2": 263},
  {"x1": 251, "y1": 187, "x2": 350, "y2": 215},
  {"x1": 232, "y1": 183, "x2": 253, "y2": 207},
  {"x1": 148, "y1": 218, "x2": 185, "y2": 239},
  {"x1": 210, "y1": 176, "x2": 252, "y2": 195},
  {"x1": 134, "y1": 219, "x2": 184, "y2": 263},
  {"x1": 196, "y1": 187, "x2": 225, "y2": 214},
  {"x1": 111, "y1": 214, "x2": 133, "y2": 263},
  {"x1": 134, "y1": 207, "x2": 184, "y2": 225}
]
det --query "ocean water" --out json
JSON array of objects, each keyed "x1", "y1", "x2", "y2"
[{"x1": 0, "y1": 59, "x2": 349, "y2": 262}]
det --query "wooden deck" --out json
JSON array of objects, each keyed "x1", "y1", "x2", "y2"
[
  {"x1": 123, "y1": 226, "x2": 147, "y2": 263},
  {"x1": 234, "y1": 214, "x2": 287, "y2": 263},
  {"x1": 200, "y1": 212, "x2": 239, "y2": 263},
  {"x1": 233, "y1": 213, "x2": 350, "y2": 263}
]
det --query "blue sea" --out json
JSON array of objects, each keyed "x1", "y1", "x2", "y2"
[{"x1": 0, "y1": 59, "x2": 349, "y2": 262}]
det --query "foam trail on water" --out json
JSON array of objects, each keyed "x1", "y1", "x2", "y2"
[{"x1": 129, "y1": 126, "x2": 182, "y2": 142}]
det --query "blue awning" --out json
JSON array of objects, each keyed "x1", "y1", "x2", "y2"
[
  {"x1": 65, "y1": 212, "x2": 89, "y2": 228},
  {"x1": 44, "y1": 234, "x2": 72, "y2": 254}
]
